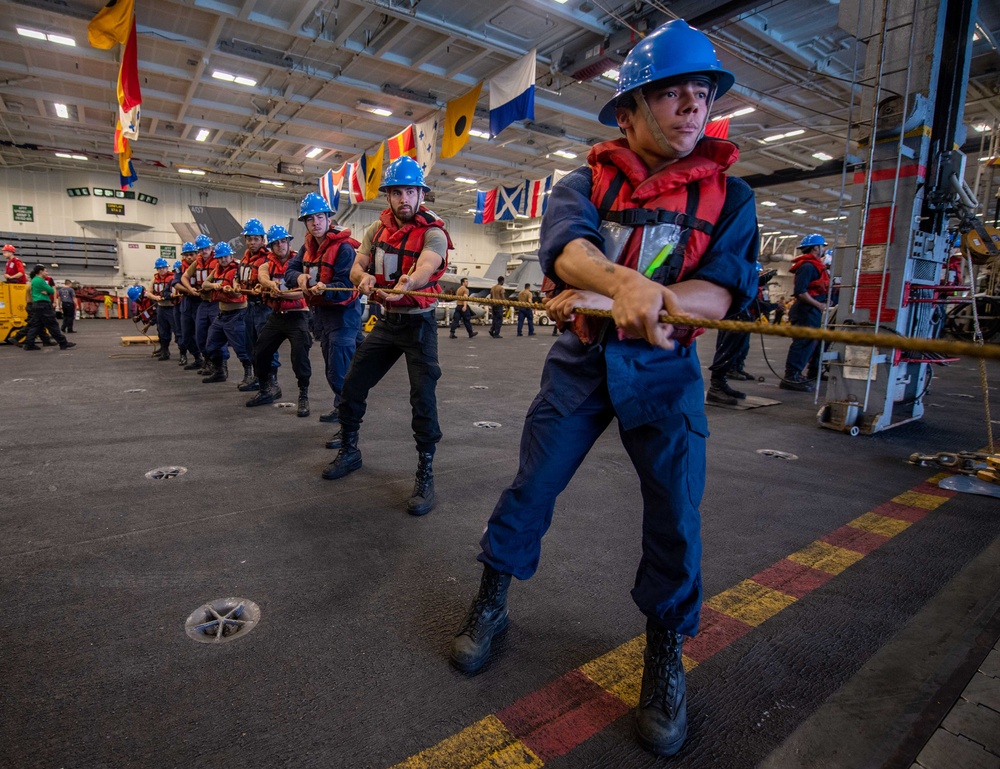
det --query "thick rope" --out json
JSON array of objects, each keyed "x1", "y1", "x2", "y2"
[{"x1": 316, "y1": 286, "x2": 1000, "y2": 362}]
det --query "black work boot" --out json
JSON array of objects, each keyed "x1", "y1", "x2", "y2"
[
  {"x1": 407, "y1": 451, "x2": 435, "y2": 516},
  {"x1": 268, "y1": 374, "x2": 281, "y2": 401},
  {"x1": 237, "y1": 363, "x2": 259, "y2": 392},
  {"x1": 296, "y1": 387, "x2": 310, "y2": 418},
  {"x1": 727, "y1": 367, "x2": 753, "y2": 381},
  {"x1": 246, "y1": 375, "x2": 276, "y2": 407},
  {"x1": 706, "y1": 375, "x2": 745, "y2": 406},
  {"x1": 634, "y1": 620, "x2": 688, "y2": 757},
  {"x1": 183, "y1": 355, "x2": 203, "y2": 371},
  {"x1": 157, "y1": 349, "x2": 171, "y2": 361},
  {"x1": 202, "y1": 360, "x2": 228, "y2": 383},
  {"x1": 779, "y1": 372, "x2": 814, "y2": 392},
  {"x1": 450, "y1": 564, "x2": 511, "y2": 674},
  {"x1": 322, "y1": 430, "x2": 361, "y2": 480},
  {"x1": 177, "y1": 352, "x2": 188, "y2": 366},
  {"x1": 325, "y1": 429, "x2": 343, "y2": 449}
]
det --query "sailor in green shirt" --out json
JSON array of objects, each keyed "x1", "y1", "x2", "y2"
[{"x1": 22, "y1": 265, "x2": 74, "y2": 351}]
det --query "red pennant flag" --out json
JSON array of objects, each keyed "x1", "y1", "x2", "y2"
[{"x1": 704, "y1": 118, "x2": 729, "y2": 139}]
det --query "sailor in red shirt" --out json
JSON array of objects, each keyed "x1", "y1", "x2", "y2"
[{"x1": 4, "y1": 244, "x2": 26, "y2": 284}]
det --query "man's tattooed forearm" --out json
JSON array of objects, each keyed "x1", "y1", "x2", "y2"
[{"x1": 582, "y1": 240, "x2": 615, "y2": 273}]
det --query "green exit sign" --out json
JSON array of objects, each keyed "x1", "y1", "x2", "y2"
[{"x1": 13, "y1": 205, "x2": 33, "y2": 222}]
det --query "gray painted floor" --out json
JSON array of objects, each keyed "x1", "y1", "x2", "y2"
[{"x1": 1, "y1": 318, "x2": 998, "y2": 769}]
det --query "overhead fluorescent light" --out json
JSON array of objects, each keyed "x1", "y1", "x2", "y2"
[
  {"x1": 762, "y1": 129, "x2": 806, "y2": 143},
  {"x1": 712, "y1": 107, "x2": 755, "y2": 122},
  {"x1": 18, "y1": 27, "x2": 75, "y2": 46},
  {"x1": 16, "y1": 27, "x2": 46, "y2": 41},
  {"x1": 356, "y1": 99, "x2": 392, "y2": 117},
  {"x1": 234, "y1": 76, "x2": 257, "y2": 87},
  {"x1": 54, "y1": 103, "x2": 69, "y2": 119},
  {"x1": 212, "y1": 70, "x2": 236, "y2": 82},
  {"x1": 178, "y1": 168, "x2": 206, "y2": 175},
  {"x1": 822, "y1": 215, "x2": 847, "y2": 221},
  {"x1": 469, "y1": 129, "x2": 490, "y2": 139},
  {"x1": 55, "y1": 152, "x2": 72, "y2": 158},
  {"x1": 455, "y1": 176, "x2": 478, "y2": 184},
  {"x1": 467, "y1": 208, "x2": 479, "y2": 213},
  {"x1": 553, "y1": 0, "x2": 569, "y2": 4},
  {"x1": 552, "y1": 149, "x2": 577, "y2": 159},
  {"x1": 305, "y1": 147, "x2": 323, "y2": 159},
  {"x1": 602, "y1": 69, "x2": 620, "y2": 82},
  {"x1": 71, "y1": 154, "x2": 87, "y2": 161},
  {"x1": 973, "y1": 123, "x2": 991, "y2": 132},
  {"x1": 260, "y1": 179, "x2": 285, "y2": 187},
  {"x1": 792, "y1": 208, "x2": 807, "y2": 214},
  {"x1": 980, "y1": 156, "x2": 997, "y2": 162},
  {"x1": 760, "y1": 201, "x2": 777, "y2": 207},
  {"x1": 812, "y1": 151, "x2": 834, "y2": 161},
  {"x1": 195, "y1": 129, "x2": 211, "y2": 142}
]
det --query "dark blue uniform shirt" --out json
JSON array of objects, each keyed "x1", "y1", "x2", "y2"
[{"x1": 536, "y1": 164, "x2": 759, "y2": 430}]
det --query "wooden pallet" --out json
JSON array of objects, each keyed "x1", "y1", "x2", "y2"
[{"x1": 121, "y1": 336, "x2": 156, "y2": 346}]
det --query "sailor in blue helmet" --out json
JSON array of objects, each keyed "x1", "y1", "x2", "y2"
[
  {"x1": 149, "y1": 257, "x2": 179, "y2": 361},
  {"x1": 199, "y1": 242, "x2": 250, "y2": 384},
  {"x1": 245, "y1": 225, "x2": 313, "y2": 411},
  {"x1": 173, "y1": 243, "x2": 197, "y2": 366},
  {"x1": 235, "y1": 218, "x2": 277, "y2": 393},
  {"x1": 780, "y1": 233, "x2": 830, "y2": 391},
  {"x1": 180, "y1": 235, "x2": 218, "y2": 372},
  {"x1": 449, "y1": 20, "x2": 758, "y2": 758},
  {"x1": 284, "y1": 192, "x2": 363, "y2": 420},
  {"x1": 321, "y1": 156, "x2": 452, "y2": 518}
]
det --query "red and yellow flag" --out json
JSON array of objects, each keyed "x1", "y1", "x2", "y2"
[
  {"x1": 88, "y1": 0, "x2": 134, "y2": 49},
  {"x1": 388, "y1": 125, "x2": 416, "y2": 161}
]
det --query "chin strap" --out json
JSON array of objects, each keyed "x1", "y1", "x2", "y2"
[{"x1": 632, "y1": 86, "x2": 718, "y2": 157}]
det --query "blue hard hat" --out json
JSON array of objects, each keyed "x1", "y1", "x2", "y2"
[
  {"x1": 126, "y1": 285, "x2": 143, "y2": 302},
  {"x1": 173, "y1": 260, "x2": 183, "y2": 271},
  {"x1": 799, "y1": 233, "x2": 827, "y2": 249},
  {"x1": 194, "y1": 234, "x2": 212, "y2": 250},
  {"x1": 242, "y1": 218, "x2": 266, "y2": 237},
  {"x1": 598, "y1": 20, "x2": 736, "y2": 126},
  {"x1": 379, "y1": 156, "x2": 430, "y2": 192},
  {"x1": 298, "y1": 192, "x2": 334, "y2": 221},
  {"x1": 181, "y1": 241, "x2": 197, "y2": 254},
  {"x1": 266, "y1": 224, "x2": 293, "y2": 245},
  {"x1": 214, "y1": 242, "x2": 234, "y2": 258},
  {"x1": 154, "y1": 257, "x2": 169, "y2": 269}
]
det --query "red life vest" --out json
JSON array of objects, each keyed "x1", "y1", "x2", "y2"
[
  {"x1": 133, "y1": 295, "x2": 155, "y2": 324},
  {"x1": 789, "y1": 253, "x2": 830, "y2": 298},
  {"x1": 549, "y1": 138, "x2": 735, "y2": 345},
  {"x1": 190, "y1": 253, "x2": 218, "y2": 293},
  {"x1": 238, "y1": 247, "x2": 269, "y2": 292},
  {"x1": 264, "y1": 251, "x2": 308, "y2": 313},
  {"x1": 368, "y1": 207, "x2": 451, "y2": 309},
  {"x1": 302, "y1": 227, "x2": 361, "y2": 308},
  {"x1": 151, "y1": 272, "x2": 176, "y2": 305},
  {"x1": 209, "y1": 261, "x2": 247, "y2": 305}
]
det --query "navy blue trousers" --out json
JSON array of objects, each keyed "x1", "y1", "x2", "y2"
[
  {"x1": 156, "y1": 303, "x2": 178, "y2": 351},
  {"x1": 339, "y1": 310, "x2": 441, "y2": 454},
  {"x1": 180, "y1": 296, "x2": 201, "y2": 356},
  {"x1": 784, "y1": 305, "x2": 821, "y2": 375},
  {"x1": 313, "y1": 303, "x2": 363, "y2": 405},
  {"x1": 197, "y1": 300, "x2": 228, "y2": 360},
  {"x1": 205, "y1": 308, "x2": 247, "y2": 363},
  {"x1": 516, "y1": 309, "x2": 534, "y2": 336},
  {"x1": 478, "y1": 387, "x2": 707, "y2": 635}
]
